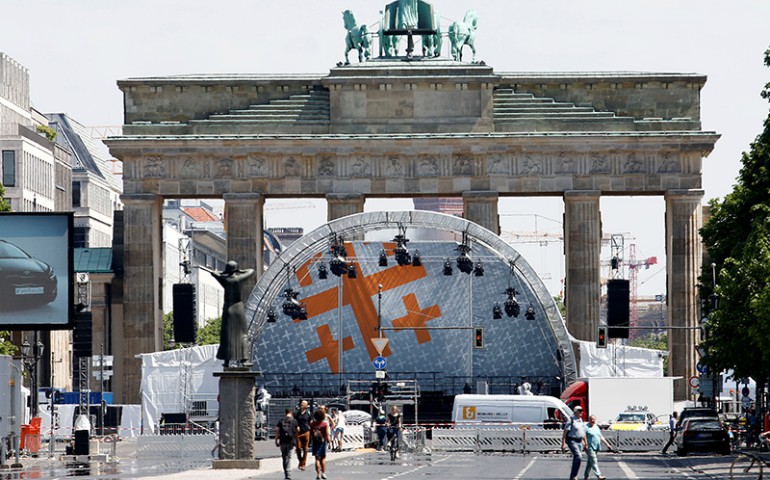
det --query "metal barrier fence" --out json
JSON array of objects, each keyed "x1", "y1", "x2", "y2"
[{"x1": 431, "y1": 427, "x2": 668, "y2": 453}]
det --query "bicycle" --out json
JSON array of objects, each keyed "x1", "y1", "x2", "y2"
[
  {"x1": 729, "y1": 451, "x2": 770, "y2": 479},
  {"x1": 387, "y1": 427, "x2": 400, "y2": 461}
]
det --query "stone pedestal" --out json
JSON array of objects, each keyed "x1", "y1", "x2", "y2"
[
  {"x1": 463, "y1": 191, "x2": 500, "y2": 234},
  {"x1": 212, "y1": 369, "x2": 260, "y2": 469}
]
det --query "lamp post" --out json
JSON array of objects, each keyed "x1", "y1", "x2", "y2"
[{"x1": 21, "y1": 332, "x2": 45, "y2": 418}]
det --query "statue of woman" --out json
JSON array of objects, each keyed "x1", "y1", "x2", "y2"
[
  {"x1": 397, "y1": 0, "x2": 419, "y2": 28},
  {"x1": 205, "y1": 261, "x2": 256, "y2": 368}
]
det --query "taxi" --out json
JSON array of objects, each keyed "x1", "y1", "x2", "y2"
[{"x1": 609, "y1": 409, "x2": 660, "y2": 431}]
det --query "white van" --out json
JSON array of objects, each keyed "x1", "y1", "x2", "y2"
[{"x1": 452, "y1": 394, "x2": 574, "y2": 426}]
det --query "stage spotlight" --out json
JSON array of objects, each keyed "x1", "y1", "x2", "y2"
[
  {"x1": 443, "y1": 258, "x2": 453, "y2": 276},
  {"x1": 474, "y1": 261, "x2": 484, "y2": 277},
  {"x1": 379, "y1": 250, "x2": 388, "y2": 267},
  {"x1": 412, "y1": 250, "x2": 421, "y2": 267},
  {"x1": 281, "y1": 288, "x2": 307, "y2": 320},
  {"x1": 318, "y1": 263, "x2": 328, "y2": 280},
  {"x1": 492, "y1": 303, "x2": 503, "y2": 319},
  {"x1": 330, "y1": 256, "x2": 347, "y2": 276},
  {"x1": 393, "y1": 233, "x2": 412, "y2": 266},
  {"x1": 525, "y1": 305, "x2": 536, "y2": 320},
  {"x1": 266, "y1": 307, "x2": 277, "y2": 323},
  {"x1": 504, "y1": 299, "x2": 520, "y2": 318},
  {"x1": 457, "y1": 255, "x2": 473, "y2": 274},
  {"x1": 347, "y1": 264, "x2": 357, "y2": 279}
]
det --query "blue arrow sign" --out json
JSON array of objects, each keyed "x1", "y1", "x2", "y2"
[
  {"x1": 696, "y1": 362, "x2": 708, "y2": 374},
  {"x1": 373, "y1": 356, "x2": 387, "y2": 370}
]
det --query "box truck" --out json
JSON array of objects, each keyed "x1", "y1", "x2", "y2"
[
  {"x1": 560, "y1": 377, "x2": 676, "y2": 424},
  {"x1": 452, "y1": 394, "x2": 574, "y2": 426}
]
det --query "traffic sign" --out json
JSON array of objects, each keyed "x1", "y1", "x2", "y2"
[
  {"x1": 742, "y1": 386, "x2": 751, "y2": 397},
  {"x1": 688, "y1": 376, "x2": 700, "y2": 388},
  {"x1": 373, "y1": 356, "x2": 387, "y2": 370},
  {"x1": 375, "y1": 370, "x2": 386, "y2": 379},
  {"x1": 371, "y1": 338, "x2": 389, "y2": 355},
  {"x1": 696, "y1": 362, "x2": 708, "y2": 375}
]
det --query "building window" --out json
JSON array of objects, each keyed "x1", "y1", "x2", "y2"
[
  {"x1": 2, "y1": 151, "x2": 15, "y2": 187},
  {"x1": 72, "y1": 182, "x2": 81, "y2": 207}
]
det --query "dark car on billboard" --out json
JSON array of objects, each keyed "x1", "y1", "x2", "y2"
[{"x1": 0, "y1": 239, "x2": 57, "y2": 309}]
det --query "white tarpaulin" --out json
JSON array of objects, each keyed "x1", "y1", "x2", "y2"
[
  {"x1": 139, "y1": 344, "x2": 221, "y2": 434},
  {"x1": 579, "y1": 341, "x2": 664, "y2": 377},
  {"x1": 38, "y1": 404, "x2": 141, "y2": 438}
]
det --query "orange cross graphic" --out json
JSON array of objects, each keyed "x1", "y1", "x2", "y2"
[
  {"x1": 298, "y1": 243, "x2": 428, "y2": 366},
  {"x1": 306, "y1": 323, "x2": 355, "y2": 371},
  {"x1": 391, "y1": 293, "x2": 442, "y2": 344}
]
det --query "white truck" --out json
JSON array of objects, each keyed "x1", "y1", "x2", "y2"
[{"x1": 560, "y1": 377, "x2": 676, "y2": 425}]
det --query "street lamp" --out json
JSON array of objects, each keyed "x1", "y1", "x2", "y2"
[{"x1": 21, "y1": 334, "x2": 45, "y2": 418}]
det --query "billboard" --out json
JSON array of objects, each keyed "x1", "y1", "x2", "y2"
[{"x1": 0, "y1": 213, "x2": 73, "y2": 329}]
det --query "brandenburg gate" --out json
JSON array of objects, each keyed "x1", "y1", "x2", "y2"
[{"x1": 106, "y1": 36, "x2": 718, "y2": 402}]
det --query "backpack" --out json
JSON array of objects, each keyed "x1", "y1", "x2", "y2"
[
  {"x1": 278, "y1": 416, "x2": 293, "y2": 443},
  {"x1": 312, "y1": 423, "x2": 325, "y2": 444}
]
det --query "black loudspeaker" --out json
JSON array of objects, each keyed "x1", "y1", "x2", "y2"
[
  {"x1": 74, "y1": 429, "x2": 89, "y2": 455},
  {"x1": 607, "y1": 279, "x2": 630, "y2": 339},
  {"x1": 173, "y1": 284, "x2": 197, "y2": 343},
  {"x1": 73, "y1": 312, "x2": 92, "y2": 357}
]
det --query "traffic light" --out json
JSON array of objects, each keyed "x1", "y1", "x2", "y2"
[
  {"x1": 597, "y1": 325, "x2": 608, "y2": 349},
  {"x1": 474, "y1": 327, "x2": 484, "y2": 348}
]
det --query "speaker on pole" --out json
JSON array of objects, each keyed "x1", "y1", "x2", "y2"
[
  {"x1": 73, "y1": 312, "x2": 93, "y2": 357},
  {"x1": 607, "y1": 279, "x2": 630, "y2": 339},
  {"x1": 173, "y1": 283, "x2": 197, "y2": 343}
]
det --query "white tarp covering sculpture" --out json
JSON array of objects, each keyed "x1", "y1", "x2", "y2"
[{"x1": 579, "y1": 340, "x2": 664, "y2": 377}]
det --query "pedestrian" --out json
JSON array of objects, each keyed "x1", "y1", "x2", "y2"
[
  {"x1": 661, "y1": 411, "x2": 678, "y2": 454},
  {"x1": 387, "y1": 404, "x2": 403, "y2": 450},
  {"x1": 561, "y1": 405, "x2": 587, "y2": 480},
  {"x1": 275, "y1": 408, "x2": 296, "y2": 480},
  {"x1": 331, "y1": 408, "x2": 346, "y2": 452},
  {"x1": 747, "y1": 408, "x2": 759, "y2": 448},
  {"x1": 374, "y1": 407, "x2": 388, "y2": 450},
  {"x1": 294, "y1": 400, "x2": 312, "y2": 471},
  {"x1": 584, "y1": 414, "x2": 613, "y2": 480},
  {"x1": 310, "y1": 408, "x2": 331, "y2": 480}
]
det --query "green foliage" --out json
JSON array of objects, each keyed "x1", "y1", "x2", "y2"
[
  {"x1": 0, "y1": 183, "x2": 10, "y2": 212},
  {"x1": 0, "y1": 331, "x2": 17, "y2": 356},
  {"x1": 162, "y1": 312, "x2": 184, "y2": 351},
  {"x1": 35, "y1": 124, "x2": 57, "y2": 142},
  {"x1": 553, "y1": 296, "x2": 566, "y2": 320},
  {"x1": 700, "y1": 45, "x2": 770, "y2": 382},
  {"x1": 197, "y1": 317, "x2": 221, "y2": 346}
]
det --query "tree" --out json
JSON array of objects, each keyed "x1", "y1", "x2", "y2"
[
  {"x1": 162, "y1": 312, "x2": 184, "y2": 351},
  {"x1": 0, "y1": 182, "x2": 10, "y2": 212},
  {"x1": 197, "y1": 317, "x2": 221, "y2": 346},
  {"x1": 700, "y1": 47, "x2": 770, "y2": 383},
  {"x1": 0, "y1": 331, "x2": 17, "y2": 356}
]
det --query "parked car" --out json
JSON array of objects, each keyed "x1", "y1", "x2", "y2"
[
  {"x1": 676, "y1": 407, "x2": 719, "y2": 429},
  {"x1": 675, "y1": 417, "x2": 731, "y2": 456},
  {"x1": 0, "y1": 240, "x2": 57, "y2": 309},
  {"x1": 609, "y1": 410, "x2": 661, "y2": 431}
]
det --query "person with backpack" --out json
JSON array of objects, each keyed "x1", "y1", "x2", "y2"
[
  {"x1": 294, "y1": 400, "x2": 312, "y2": 471},
  {"x1": 275, "y1": 409, "x2": 296, "y2": 480},
  {"x1": 310, "y1": 408, "x2": 331, "y2": 480}
]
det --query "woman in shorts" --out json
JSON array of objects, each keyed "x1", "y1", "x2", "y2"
[{"x1": 310, "y1": 408, "x2": 331, "y2": 480}]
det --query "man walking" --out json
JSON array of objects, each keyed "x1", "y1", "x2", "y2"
[
  {"x1": 275, "y1": 409, "x2": 296, "y2": 480},
  {"x1": 661, "y1": 411, "x2": 678, "y2": 454},
  {"x1": 295, "y1": 400, "x2": 312, "y2": 471},
  {"x1": 561, "y1": 405, "x2": 587, "y2": 480}
]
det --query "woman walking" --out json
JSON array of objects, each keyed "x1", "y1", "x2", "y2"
[
  {"x1": 584, "y1": 414, "x2": 614, "y2": 480},
  {"x1": 310, "y1": 409, "x2": 331, "y2": 480}
]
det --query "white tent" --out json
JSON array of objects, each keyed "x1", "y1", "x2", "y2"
[
  {"x1": 139, "y1": 344, "x2": 221, "y2": 433},
  {"x1": 578, "y1": 340, "x2": 664, "y2": 377}
]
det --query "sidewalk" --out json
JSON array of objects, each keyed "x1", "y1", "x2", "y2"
[{"x1": 136, "y1": 443, "x2": 372, "y2": 480}]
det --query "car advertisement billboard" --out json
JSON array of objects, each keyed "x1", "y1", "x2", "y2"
[{"x1": 0, "y1": 213, "x2": 73, "y2": 328}]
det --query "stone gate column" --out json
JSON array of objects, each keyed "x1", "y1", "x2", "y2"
[
  {"x1": 563, "y1": 190, "x2": 602, "y2": 342},
  {"x1": 121, "y1": 193, "x2": 163, "y2": 404},
  {"x1": 665, "y1": 189, "x2": 704, "y2": 401},
  {"x1": 463, "y1": 191, "x2": 500, "y2": 234},
  {"x1": 224, "y1": 193, "x2": 264, "y2": 293},
  {"x1": 326, "y1": 193, "x2": 365, "y2": 221}
]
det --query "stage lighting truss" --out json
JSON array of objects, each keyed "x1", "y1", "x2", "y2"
[{"x1": 280, "y1": 287, "x2": 307, "y2": 320}]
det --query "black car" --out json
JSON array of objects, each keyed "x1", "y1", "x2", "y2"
[
  {"x1": 0, "y1": 239, "x2": 57, "y2": 309},
  {"x1": 676, "y1": 407, "x2": 719, "y2": 429},
  {"x1": 675, "y1": 417, "x2": 731, "y2": 456}
]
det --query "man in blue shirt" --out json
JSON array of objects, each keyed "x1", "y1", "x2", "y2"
[
  {"x1": 661, "y1": 411, "x2": 678, "y2": 454},
  {"x1": 561, "y1": 405, "x2": 587, "y2": 480}
]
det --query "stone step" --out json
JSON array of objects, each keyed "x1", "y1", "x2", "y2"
[
  {"x1": 494, "y1": 98, "x2": 561, "y2": 106},
  {"x1": 494, "y1": 106, "x2": 596, "y2": 114},
  {"x1": 493, "y1": 111, "x2": 617, "y2": 119},
  {"x1": 194, "y1": 118, "x2": 330, "y2": 125},
  {"x1": 207, "y1": 114, "x2": 330, "y2": 121},
  {"x1": 494, "y1": 117, "x2": 637, "y2": 132},
  {"x1": 494, "y1": 101, "x2": 585, "y2": 108},
  {"x1": 231, "y1": 108, "x2": 330, "y2": 115}
]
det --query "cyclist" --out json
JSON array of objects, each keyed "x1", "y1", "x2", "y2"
[{"x1": 386, "y1": 405, "x2": 403, "y2": 455}]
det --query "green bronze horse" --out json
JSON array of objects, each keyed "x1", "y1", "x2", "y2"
[
  {"x1": 343, "y1": 10, "x2": 371, "y2": 65},
  {"x1": 449, "y1": 9, "x2": 478, "y2": 62}
]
